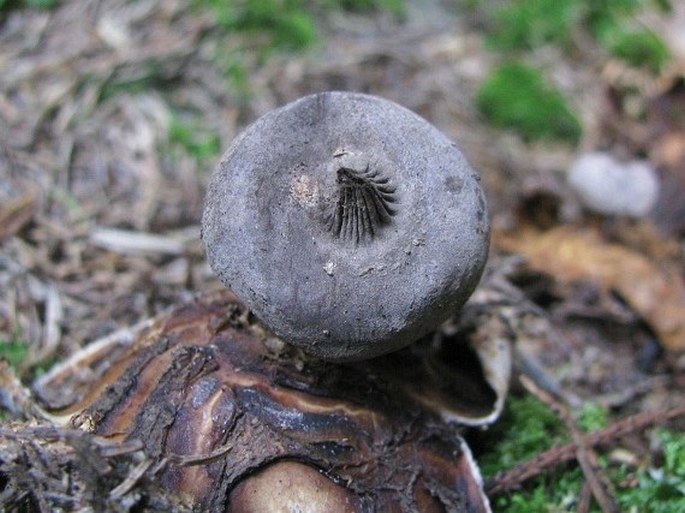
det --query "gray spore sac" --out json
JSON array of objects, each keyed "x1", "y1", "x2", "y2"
[{"x1": 202, "y1": 91, "x2": 490, "y2": 361}]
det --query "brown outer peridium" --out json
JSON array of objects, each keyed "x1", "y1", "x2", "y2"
[{"x1": 36, "y1": 291, "x2": 496, "y2": 512}]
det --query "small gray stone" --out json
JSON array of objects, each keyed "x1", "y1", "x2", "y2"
[
  {"x1": 202, "y1": 92, "x2": 490, "y2": 361},
  {"x1": 567, "y1": 152, "x2": 660, "y2": 217}
]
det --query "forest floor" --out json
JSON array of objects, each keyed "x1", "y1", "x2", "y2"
[{"x1": 1, "y1": 0, "x2": 685, "y2": 511}]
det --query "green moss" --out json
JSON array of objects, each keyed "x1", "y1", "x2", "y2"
[
  {"x1": 199, "y1": 0, "x2": 325, "y2": 53},
  {"x1": 475, "y1": 62, "x2": 582, "y2": 144},
  {"x1": 194, "y1": 0, "x2": 404, "y2": 95},
  {"x1": 482, "y1": 396, "x2": 685, "y2": 512},
  {"x1": 169, "y1": 113, "x2": 221, "y2": 167},
  {"x1": 329, "y1": 0, "x2": 405, "y2": 18},
  {"x1": 480, "y1": 395, "x2": 583, "y2": 512},
  {"x1": 661, "y1": 429, "x2": 685, "y2": 480},
  {"x1": 99, "y1": 74, "x2": 168, "y2": 104},
  {"x1": 583, "y1": 0, "x2": 644, "y2": 39},
  {"x1": 0, "y1": 0, "x2": 58, "y2": 11},
  {"x1": 0, "y1": 337, "x2": 29, "y2": 370},
  {"x1": 24, "y1": 0, "x2": 56, "y2": 7},
  {"x1": 223, "y1": 0, "x2": 320, "y2": 53},
  {"x1": 604, "y1": 28, "x2": 670, "y2": 72},
  {"x1": 614, "y1": 429, "x2": 685, "y2": 512},
  {"x1": 195, "y1": 0, "x2": 405, "y2": 54},
  {"x1": 485, "y1": 0, "x2": 580, "y2": 51},
  {"x1": 578, "y1": 402, "x2": 609, "y2": 432},
  {"x1": 479, "y1": 395, "x2": 568, "y2": 475},
  {"x1": 470, "y1": 0, "x2": 672, "y2": 145},
  {"x1": 471, "y1": 0, "x2": 671, "y2": 73},
  {"x1": 223, "y1": 57, "x2": 250, "y2": 95},
  {"x1": 492, "y1": 467, "x2": 588, "y2": 513}
]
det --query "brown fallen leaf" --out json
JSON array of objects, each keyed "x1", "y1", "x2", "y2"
[{"x1": 496, "y1": 226, "x2": 685, "y2": 351}]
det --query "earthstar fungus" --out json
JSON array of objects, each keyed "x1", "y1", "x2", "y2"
[
  {"x1": 33, "y1": 290, "x2": 508, "y2": 512},
  {"x1": 16, "y1": 93, "x2": 508, "y2": 513},
  {"x1": 202, "y1": 91, "x2": 490, "y2": 360}
]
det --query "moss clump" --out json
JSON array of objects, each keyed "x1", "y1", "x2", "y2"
[
  {"x1": 169, "y1": 113, "x2": 221, "y2": 167},
  {"x1": 0, "y1": 337, "x2": 29, "y2": 370},
  {"x1": 480, "y1": 396, "x2": 685, "y2": 512},
  {"x1": 473, "y1": 0, "x2": 671, "y2": 73},
  {"x1": 476, "y1": 62, "x2": 582, "y2": 144},
  {"x1": 0, "y1": 0, "x2": 58, "y2": 11},
  {"x1": 578, "y1": 402, "x2": 609, "y2": 432},
  {"x1": 196, "y1": 0, "x2": 317, "y2": 52},
  {"x1": 195, "y1": 0, "x2": 405, "y2": 55},
  {"x1": 602, "y1": 28, "x2": 670, "y2": 73},
  {"x1": 479, "y1": 395, "x2": 568, "y2": 475},
  {"x1": 616, "y1": 430, "x2": 685, "y2": 513},
  {"x1": 485, "y1": 0, "x2": 580, "y2": 51}
]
